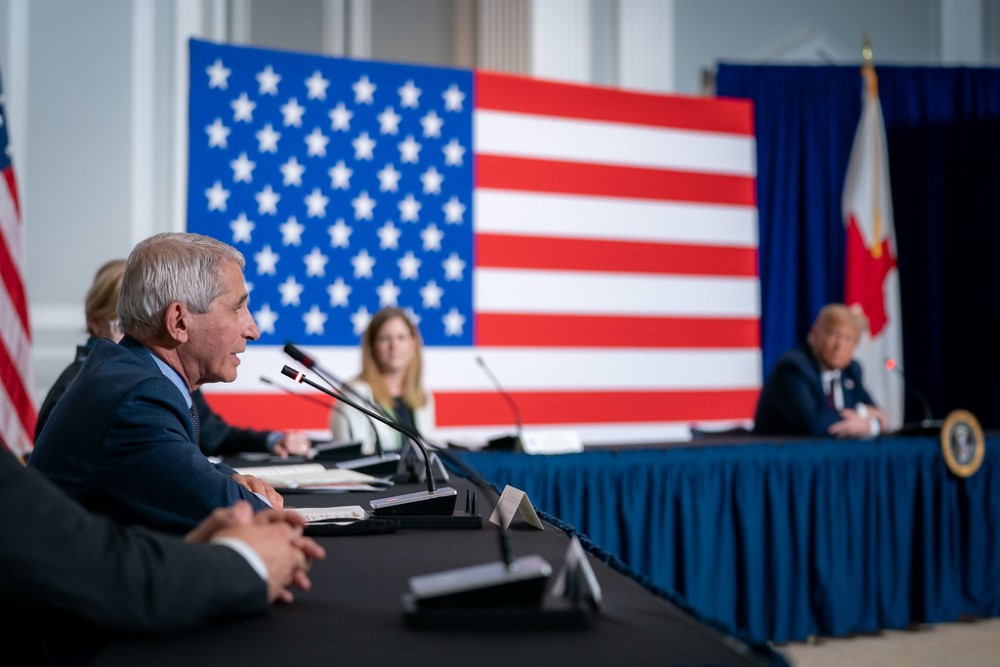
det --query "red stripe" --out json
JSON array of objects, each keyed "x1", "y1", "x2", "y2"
[
  {"x1": 439, "y1": 389, "x2": 760, "y2": 426},
  {"x1": 2, "y1": 167, "x2": 20, "y2": 218},
  {"x1": 476, "y1": 155, "x2": 756, "y2": 206},
  {"x1": 475, "y1": 313, "x2": 760, "y2": 348},
  {"x1": 0, "y1": 237, "x2": 29, "y2": 335},
  {"x1": 0, "y1": 337, "x2": 36, "y2": 443},
  {"x1": 201, "y1": 393, "x2": 334, "y2": 431},
  {"x1": 475, "y1": 70, "x2": 754, "y2": 136},
  {"x1": 204, "y1": 389, "x2": 759, "y2": 430},
  {"x1": 476, "y1": 233, "x2": 757, "y2": 277}
]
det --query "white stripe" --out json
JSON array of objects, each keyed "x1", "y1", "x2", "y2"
[
  {"x1": 474, "y1": 109, "x2": 756, "y2": 177},
  {"x1": 209, "y1": 346, "x2": 762, "y2": 393},
  {"x1": 475, "y1": 189, "x2": 758, "y2": 247},
  {"x1": 0, "y1": 260, "x2": 32, "y2": 384},
  {"x1": 218, "y1": 421, "x2": 751, "y2": 449},
  {"x1": 436, "y1": 420, "x2": 753, "y2": 448},
  {"x1": 0, "y1": 381, "x2": 33, "y2": 457},
  {"x1": 475, "y1": 268, "x2": 760, "y2": 317}
]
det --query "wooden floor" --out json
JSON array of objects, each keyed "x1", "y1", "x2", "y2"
[{"x1": 773, "y1": 617, "x2": 1000, "y2": 667}]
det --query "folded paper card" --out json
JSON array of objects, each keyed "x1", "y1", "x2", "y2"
[{"x1": 488, "y1": 484, "x2": 544, "y2": 530}]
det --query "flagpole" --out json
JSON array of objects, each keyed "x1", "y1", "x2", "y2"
[{"x1": 842, "y1": 36, "x2": 905, "y2": 430}]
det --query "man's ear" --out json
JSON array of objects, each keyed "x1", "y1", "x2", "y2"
[{"x1": 163, "y1": 301, "x2": 191, "y2": 343}]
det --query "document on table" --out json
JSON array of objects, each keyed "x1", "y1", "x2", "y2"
[
  {"x1": 236, "y1": 463, "x2": 391, "y2": 491},
  {"x1": 291, "y1": 505, "x2": 369, "y2": 524}
]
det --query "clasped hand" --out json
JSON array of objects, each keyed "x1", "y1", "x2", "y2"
[{"x1": 185, "y1": 501, "x2": 327, "y2": 604}]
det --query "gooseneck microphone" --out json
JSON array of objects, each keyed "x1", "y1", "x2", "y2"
[
  {"x1": 404, "y1": 444, "x2": 553, "y2": 609},
  {"x1": 885, "y1": 358, "x2": 937, "y2": 427},
  {"x1": 283, "y1": 342, "x2": 386, "y2": 458},
  {"x1": 259, "y1": 375, "x2": 334, "y2": 410},
  {"x1": 475, "y1": 355, "x2": 524, "y2": 450},
  {"x1": 281, "y1": 365, "x2": 457, "y2": 516}
]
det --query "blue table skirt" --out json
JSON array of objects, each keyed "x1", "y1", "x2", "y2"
[{"x1": 458, "y1": 435, "x2": 1000, "y2": 643}]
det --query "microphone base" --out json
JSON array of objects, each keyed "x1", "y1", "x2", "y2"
[
  {"x1": 370, "y1": 486, "x2": 458, "y2": 516},
  {"x1": 335, "y1": 453, "x2": 402, "y2": 477},
  {"x1": 406, "y1": 554, "x2": 552, "y2": 609},
  {"x1": 308, "y1": 439, "x2": 364, "y2": 461},
  {"x1": 403, "y1": 594, "x2": 593, "y2": 631},
  {"x1": 890, "y1": 419, "x2": 944, "y2": 436},
  {"x1": 485, "y1": 434, "x2": 521, "y2": 451}
]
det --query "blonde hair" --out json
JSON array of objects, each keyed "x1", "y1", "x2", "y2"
[
  {"x1": 84, "y1": 259, "x2": 126, "y2": 337},
  {"x1": 357, "y1": 307, "x2": 427, "y2": 410},
  {"x1": 811, "y1": 303, "x2": 868, "y2": 340}
]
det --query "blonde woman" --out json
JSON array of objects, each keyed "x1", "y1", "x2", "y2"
[{"x1": 329, "y1": 307, "x2": 436, "y2": 455}]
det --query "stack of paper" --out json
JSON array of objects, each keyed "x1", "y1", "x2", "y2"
[{"x1": 236, "y1": 463, "x2": 390, "y2": 492}]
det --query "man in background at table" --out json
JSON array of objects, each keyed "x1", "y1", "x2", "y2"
[
  {"x1": 29, "y1": 232, "x2": 283, "y2": 533},
  {"x1": 753, "y1": 303, "x2": 889, "y2": 438},
  {"x1": 34, "y1": 257, "x2": 311, "y2": 459}
]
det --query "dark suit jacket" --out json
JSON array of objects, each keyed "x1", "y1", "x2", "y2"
[
  {"x1": 28, "y1": 336, "x2": 271, "y2": 533},
  {"x1": 0, "y1": 448, "x2": 267, "y2": 662},
  {"x1": 35, "y1": 336, "x2": 272, "y2": 456},
  {"x1": 753, "y1": 343, "x2": 877, "y2": 436}
]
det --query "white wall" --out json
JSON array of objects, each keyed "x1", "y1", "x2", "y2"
[{"x1": 0, "y1": 0, "x2": 991, "y2": 405}]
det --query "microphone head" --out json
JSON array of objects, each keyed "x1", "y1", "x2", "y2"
[
  {"x1": 259, "y1": 376, "x2": 274, "y2": 385},
  {"x1": 281, "y1": 365, "x2": 305, "y2": 382},
  {"x1": 283, "y1": 342, "x2": 315, "y2": 369}
]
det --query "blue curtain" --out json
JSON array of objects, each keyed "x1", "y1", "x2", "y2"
[{"x1": 715, "y1": 65, "x2": 1000, "y2": 429}]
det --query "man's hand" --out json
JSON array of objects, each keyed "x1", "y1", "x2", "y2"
[
  {"x1": 233, "y1": 473, "x2": 284, "y2": 508},
  {"x1": 272, "y1": 431, "x2": 312, "y2": 458},
  {"x1": 867, "y1": 405, "x2": 890, "y2": 432},
  {"x1": 185, "y1": 501, "x2": 327, "y2": 604},
  {"x1": 828, "y1": 407, "x2": 879, "y2": 438},
  {"x1": 185, "y1": 500, "x2": 257, "y2": 544}
]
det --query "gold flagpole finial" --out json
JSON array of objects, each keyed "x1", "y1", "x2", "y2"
[{"x1": 860, "y1": 37, "x2": 877, "y2": 95}]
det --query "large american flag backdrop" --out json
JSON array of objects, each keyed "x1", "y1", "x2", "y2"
[{"x1": 187, "y1": 39, "x2": 761, "y2": 446}]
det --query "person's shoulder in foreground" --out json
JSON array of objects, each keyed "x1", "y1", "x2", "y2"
[
  {"x1": 753, "y1": 303, "x2": 889, "y2": 438},
  {"x1": 28, "y1": 232, "x2": 282, "y2": 533},
  {"x1": 0, "y1": 443, "x2": 325, "y2": 663}
]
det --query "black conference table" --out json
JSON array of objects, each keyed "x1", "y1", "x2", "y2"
[{"x1": 93, "y1": 466, "x2": 787, "y2": 667}]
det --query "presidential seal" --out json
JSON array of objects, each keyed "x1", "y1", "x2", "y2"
[{"x1": 940, "y1": 409, "x2": 985, "y2": 478}]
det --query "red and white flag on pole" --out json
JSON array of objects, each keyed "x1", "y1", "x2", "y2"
[
  {"x1": 0, "y1": 67, "x2": 37, "y2": 458},
  {"x1": 842, "y1": 60, "x2": 903, "y2": 429}
]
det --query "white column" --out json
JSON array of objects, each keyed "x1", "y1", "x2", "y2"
[
  {"x1": 348, "y1": 0, "x2": 371, "y2": 59},
  {"x1": 208, "y1": 0, "x2": 228, "y2": 42},
  {"x1": 452, "y1": 0, "x2": 477, "y2": 69},
  {"x1": 131, "y1": 0, "x2": 155, "y2": 245},
  {"x1": 172, "y1": 0, "x2": 208, "y2": 234},
  {"x1": 322, "y1": 0, "x2": 346, "y2": 56},
  {"x1": 531, "y1": 0, "x2": 590, "y2": 83},
  {"x1": 941, "y1": 0, "x2": 983, "y2": 64},
  {"x1": 230, "y1": 0, "x2": 251, "y2": 44},
  {"x1": 478, "y1": 0, "x2": 531, "y2": 74},
  {"x1": 618, "y1": 0, "x2": 674, "y2": 92}
]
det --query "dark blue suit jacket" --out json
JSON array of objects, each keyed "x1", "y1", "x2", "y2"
[
  {"x1": 28, "y1": 336, "x2": 270, "y2": 533},
  {"x1": 35, "y1": 336, "x2": 273, "y2": 456},
  {"x1": 752, "y1": 343, "x2": 877, "y2": 436}
]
